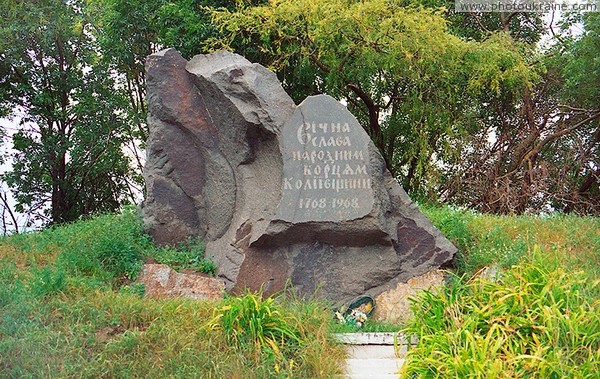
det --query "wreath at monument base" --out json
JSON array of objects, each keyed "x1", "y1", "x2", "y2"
[{"x1": 334, "y1": 296, "x2": 375, "y2": 328}]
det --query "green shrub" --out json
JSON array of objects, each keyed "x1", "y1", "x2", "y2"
[
  {"x1": 56, "y1": 208, "x2": 147, "y2": 281},
  {"x1": 95, "y1": 238, "x2": 143, "y2": 280},
  {"x1": 401, "y1": 249, "x2": 600, "y2": 378}
]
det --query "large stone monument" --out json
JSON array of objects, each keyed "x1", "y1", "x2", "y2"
[{"x1": 143, "y1": 48, "x2": 456, "y2": 303}]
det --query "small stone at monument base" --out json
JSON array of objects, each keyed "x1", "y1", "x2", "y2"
[
  {"x1": 139, "y1": 263, "x2": 225, "y2": 300},
  {"x1": 372, "y1": 270, "x2": 446, "y2": 325}
]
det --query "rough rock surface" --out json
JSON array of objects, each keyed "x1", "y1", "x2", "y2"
[
  {"x1": 143, "y1": 48, "x2": 457, "y2": 305},
  {"x1": 372, "y1": 270, "x2": 446, "y2": 324},
  {"x1": 139, "y1": 263, "x2": 225, "y2": 300}
]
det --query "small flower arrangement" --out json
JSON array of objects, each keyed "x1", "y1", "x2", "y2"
[{"x1": 334, "y1": 296, "x2": 375, "y2": 328}]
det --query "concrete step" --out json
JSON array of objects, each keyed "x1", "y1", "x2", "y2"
[
  {"x1": 335, "y1": 333, "x2": 415, "y2": 379},
  {"x1": 345, "y1": 345, "x2": 397, "y2": 359},
  {"x1": 334, "y1": 332, "x2": 416, "y2": 345},
  {"x1": 345, "y1": 358, "x2": 404, "y2": 379}
]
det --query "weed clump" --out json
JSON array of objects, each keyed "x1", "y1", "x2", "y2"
[
  {"x1": 202, "y1": 289, "x2": 345, "y2": 377},
  {"x1": 31, "y1": 266, "x2": 66, "y2": 297},
  {"x1": 206, "y1": 291, "x2": 301, "y2": 362},
  {"x1": 150, "y1": 237, "x2": 216, "y2": 275}
]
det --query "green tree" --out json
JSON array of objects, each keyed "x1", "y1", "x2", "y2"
[
  {"x1": 440, "y1": 13, "x2": 599, "y2": 214},
  {"x1": 0, "y1": 0, "x2": 135, "y2": 224},
  {"x1": 156, "y1": 0, "x2": 238, "y2": 59},
  {"x1": 87, "y1": 0, "x2": 163, "y2": 178},
  {"x1": 209, "y1": 0, "x2": 534, "y2": 195},
  {"x1": 87, "y1": 0, "x2": 236, "y2": 179}
]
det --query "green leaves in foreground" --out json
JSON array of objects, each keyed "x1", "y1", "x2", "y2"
[{"x1": 402, "y1": 251, "x2": 600, "y2": 378}]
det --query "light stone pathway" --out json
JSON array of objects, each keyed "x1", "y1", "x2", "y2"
[{"x1": 334, "y1": 333, "x2": 416, "y2": 379}]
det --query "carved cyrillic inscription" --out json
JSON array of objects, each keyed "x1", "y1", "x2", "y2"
[{"x1": 276, "y1": 95, "x2": 374, "y2": 222}]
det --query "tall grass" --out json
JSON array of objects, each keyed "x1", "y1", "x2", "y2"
[
  {"x1": 2, "y1": 207, "x2": 149, "y2": 283},
  {"x1": 1, "y1": 205, "x2": 598, "y2": 377},
  {"x1": 401, "y1": 248, "x2": 600, "y2": 378},
  {"x1": 206, "y1": 291, "x2": 301, "y2": 356},
  {"x1": 0, "y1": 209, "x2": 344, "y2": 378},
  {"x1": 422, "y1": 205, "x2": 600, "y2": 278},
  {"x1": 401, "y1": 206, "x2": 600, "y2": 378},
  {"x1": 204, "y1": 290, "x2": 344, "y2": 377}
]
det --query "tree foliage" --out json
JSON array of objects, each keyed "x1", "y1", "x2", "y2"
[
  {"x1": 0, "y1": 0, "x2": 134, "y2": 224},
  {"x1": 87, "y1": 0, "x2": 162, "y2": 179},
  {"x1": 87, "y1": 0, "x2": 235, "y2": 178},
  {"x1": 430, "y1": 0, "x2": 546, "y2": 44},
  {"x1": 441, "y1": 13, "x2": 599, "y2": 214},
  {"x1": 208, "y1": 0, "x2": 535, "y2": 195},
  {"x1": 0, "y1": 0, "x2": 597, "y2": 223},
  {"x1": 208, "y1": 1, "x2": 598, "y2": 214}
]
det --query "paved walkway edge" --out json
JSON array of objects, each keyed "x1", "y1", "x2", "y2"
[
  {"x1": 334, "y1": 332, "x2": 418, "y2": 345},
  {"x1": 336, "y1": 333, "x2": 418, "y2": 378}
]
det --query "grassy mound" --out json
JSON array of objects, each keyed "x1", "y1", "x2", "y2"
[
  {"x1": 0, "y1": 209, "x2": 344, "y2": 378},
  {"x1": 1, "y1": 205, "x2": 598, "y2": 377},
  {"x1": 422, "y1": 205, "x2": 599, "y2": 278}
]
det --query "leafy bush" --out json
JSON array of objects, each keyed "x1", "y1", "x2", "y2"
[{"x1": 401, "y1": 249, "x2": 600, "y2": 378}]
